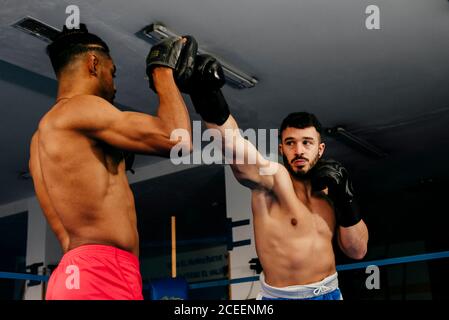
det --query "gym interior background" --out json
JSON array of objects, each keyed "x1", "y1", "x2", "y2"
[{"x1": 1, "y1": 0, "x2": 449, "y2": 299}]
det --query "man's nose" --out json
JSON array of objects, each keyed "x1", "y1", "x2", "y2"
[{"x1": 294, "y1": 143, "x2": 305, "y2": 155}]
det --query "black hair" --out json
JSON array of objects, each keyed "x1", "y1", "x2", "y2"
[
  {"x1": 279, "y1": 112, "x2": 323, "y2": 140},
  {"x1": 46, "y1": 23, "x2": 110, "y2": 75}
]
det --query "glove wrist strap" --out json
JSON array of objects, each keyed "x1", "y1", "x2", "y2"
[{"x1": 336, "y1": 198, "x2": 362, "y2": 227}]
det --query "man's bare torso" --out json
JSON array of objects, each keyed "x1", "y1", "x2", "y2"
[
  {"x1": 252, "y1": 180, "x2": 336, "y2": 287},
  {"x1": 29, "y1": 100, "x2": 139, "y2": 256}
]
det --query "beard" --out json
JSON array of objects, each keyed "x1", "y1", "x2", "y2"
[
  {"x1": 283, "y1": 152, "x2": 321, "y2": 180},
  {"x1": 98, "y1": 81, "x2": 115, "y2": 103},
  {"x1": 104, "y1": 89, "x2": 115, "y2": 103}
]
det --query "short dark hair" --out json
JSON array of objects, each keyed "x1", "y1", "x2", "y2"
[
  {"x1": 279, "y1": 112, "x2": 323, "y2": 140},
  {"x1": 46, "y1": 23, "x2": 110, "y2": 75}
]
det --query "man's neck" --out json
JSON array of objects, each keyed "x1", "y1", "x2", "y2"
[
  {"x1": 56, "y1": 75, "x2": 98, "y2": 102},
  {"x1": 290, "y1": 174, "x2": 313, "y2": 202}
]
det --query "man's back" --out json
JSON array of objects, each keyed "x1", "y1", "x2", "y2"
[{"x1": 30, "y1": 98, "x2": 138, "y2": 255}]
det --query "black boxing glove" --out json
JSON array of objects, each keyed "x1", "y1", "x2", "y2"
[
  {"x1": 310, "y1": 159, "x2": 361, "y2": 227},
  {"x1": 146, "y1": 36, "x2": 183, "y2": 72},
  {"x1": 146, "y1": 36, "x2": 198, "y2": 92},
  {"x1": 174, "y1": 35, "x2": 198, "y2": 90},
  {"x1": 186, "y1": 54, "x2": 230, "y2": 125}
]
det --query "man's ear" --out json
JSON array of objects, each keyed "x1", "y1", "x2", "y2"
[
  {"x1": 87, "y1": 53, "x2": 99, "y2": 76},
  {"x1": 318, "y1": 142, "x2": 325, "y2": 158},
  {"x1": 278, "y1": 143, "x2": 283, "y2": 156}
]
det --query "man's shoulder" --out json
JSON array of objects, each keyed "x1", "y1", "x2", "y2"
[
  {"x1": 43, "y1": 95, "x2": 108, "y2": 119},
  {"x1": 46, "y1": 95, "x2": 117, "y2": 129},
  {"x1": 64, "y1": 94, "x2": 113, "y2": 110}
]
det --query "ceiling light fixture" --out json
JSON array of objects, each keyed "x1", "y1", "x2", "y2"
[
  {"x1": 139, "y1": 23, "x2": 258, "y2": 90},
  {"x1": 326, "y1": 126, "x2": 387, "y2": 158},
  {"x1": 11, "y1": 16, "x2": 60, "y2": 43}
]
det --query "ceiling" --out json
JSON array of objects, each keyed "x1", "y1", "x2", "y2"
[{"x1": 1, "y1": 0, "x2": 449, "y2": 204}]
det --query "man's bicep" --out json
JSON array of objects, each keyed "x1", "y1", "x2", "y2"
[
  {"x1": 90, "y1": 111, "x2": 174, "y2": 154},
  {"x1": 271, "y1": 164, "x2": 298, "y2": 203},
  {"x1": 228, "y1": 134, "x2": 280, "y2": 190},
  {"x1": 68, "y1": 97, "x2": 174, "y2": 154},
  {"x1": 231, "y1": 160, "x2": 281, "y2": 191},
  {"x1": 65, "y1": 96, "x2": 124, "y2": 135}
]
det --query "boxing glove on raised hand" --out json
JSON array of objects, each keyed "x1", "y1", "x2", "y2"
[
  {"x1": 174, "y1": 35, "x2": 198, "y2": 90},
  {"x1": 186, "y1": 54, "x2": 230, "y2": 125},
  {"x1": 146, "y1": 36, "x2": 198, "y2": 92},
  {"x1": 310, "y1": 159, "x2": 361, "y2": 227}
]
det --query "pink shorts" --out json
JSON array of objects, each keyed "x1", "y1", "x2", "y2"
[{"x1": 46, "y1": 244, "x2": 143, "y2": 300}]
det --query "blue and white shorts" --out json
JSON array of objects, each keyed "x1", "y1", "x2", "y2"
[{"x1": 256, "y1": 272, "x2": 343, "y2": 300}]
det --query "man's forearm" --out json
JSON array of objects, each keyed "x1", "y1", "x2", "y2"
[
  {"x1": 204, "y1": 115, "x2": 247, "y2": 160},
  {"x1": 205, "y1": 115, "x2": 275, "y2": 188},
  {"x1": 153, "y1": 68, "x2": 191, "y2": 134},
  {"x1": 338, "y1": 219, "x2": 369, "y2": 260},
  {"x1": 204, "y1": 114, "x2": 238, "y2": 133}
]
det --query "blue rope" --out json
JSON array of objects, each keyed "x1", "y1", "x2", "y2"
[
  {"x1": 336, "y1": 250, "x2": 449, "y2": 271},
  {"x1": 0, "y1": 272, "x2": 49, "y2": 282},
  {"x1": 189, "y1": 250, "x2": 449, "y2": 289},
  {"x1": 189, "y1": 276, "x2": 260, "y2": 289},
  {"x1": 2, "y1": 250, "x2": 449, "y2": 289}
]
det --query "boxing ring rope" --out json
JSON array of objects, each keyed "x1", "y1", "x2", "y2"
[
  {"x1": 2, "y1": 250, "x2": 449, "y2": 291},
  {"x1": 0, "y1": 272, "x2": 48, "y2": 282},
  {"x1": 189, "y1": 250, "x2": 449, "y2": 289}
]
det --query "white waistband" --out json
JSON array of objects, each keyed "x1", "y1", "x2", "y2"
[{"x1": 258, "y1": 272, "x2": 339, "y2": 299}]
